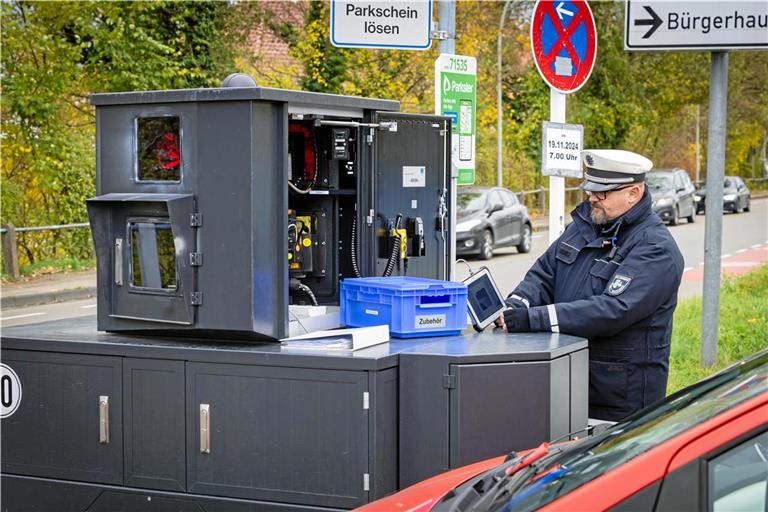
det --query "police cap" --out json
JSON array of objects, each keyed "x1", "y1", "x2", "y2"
[{"x1": 580, "y1": 149, "x2": 653, "y2": 192}]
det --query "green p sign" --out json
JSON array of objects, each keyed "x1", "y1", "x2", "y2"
[{"x1": 435, "y1": 54, "x2": 477, "y2": 185}]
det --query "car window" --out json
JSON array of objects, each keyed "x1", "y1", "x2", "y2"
[
  {"x1": 647, "y1": 174, "x2": 673, "y2": 191},
  {"x1": 504, "y1": 353, "x2": 768, "y2": 511},
  {"x1": 457, "y1": 191, "x2": 487, "y2": 213},
  {"x1": 675, "y1": 173, "x2": 685, "y2": 190},
  {"x1": 500, "y1": 190, "x2": 515, "y2": 207},
  {"x1": 708, "y1": 431, "x2": 768, "y2": 512},
  {"x1": 724, "y1": 178, "x2": 733, "y2": 188},
  {"x1": 490, "y1": 191, "x2": 505, "y2": 210}
]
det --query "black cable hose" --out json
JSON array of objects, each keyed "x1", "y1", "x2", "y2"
[
  {"x1": 296, "y1": 282, "x2": 318, "y2": 306},
  {"x1": 382, "y1": 214, "x2": 403, "y2": 277},
  {"x1": 350, "y1": 216, "x2": 362, "y2": 278}
]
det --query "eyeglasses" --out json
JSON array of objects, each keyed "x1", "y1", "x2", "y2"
[{"x1": 586, "y1": 185, "x2": 634, "y2": 201}]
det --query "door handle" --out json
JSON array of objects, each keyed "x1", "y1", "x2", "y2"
[
  {"x1": 114, "y1": 238, "x2": 123, "y2": 286},
  {"x1": 99, "y1": 395, "x2": 109, "y2": 444},
  {"x1": 200, "y1": 404, "x2": 210, "y2": 454}
]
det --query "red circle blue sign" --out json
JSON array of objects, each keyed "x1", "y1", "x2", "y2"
[{"x1": 530, "y1": 0, "x2": 597, "y2": 94}]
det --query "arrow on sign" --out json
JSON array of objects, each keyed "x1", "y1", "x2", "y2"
[
  {"x1": 634, "y1": 5, "x2": 662, "y2": 39},
  {"x1": 555, "y1": 2, "x2": 574, "y2": 20}
]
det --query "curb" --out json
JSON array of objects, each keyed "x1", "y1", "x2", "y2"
[{"x1": 1, "y1": 287, "x2": 97, "y2": 309}]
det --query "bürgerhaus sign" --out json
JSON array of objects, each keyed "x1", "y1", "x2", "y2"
[{"x1": 330, "y1": 0, "x2": 432, "y2": 50}]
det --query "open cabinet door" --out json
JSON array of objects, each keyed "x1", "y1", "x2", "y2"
[
  {"x1": 88, "y1": 193, "x2": 197, "y2": 327},
  {"x1": 373, "y1": 112, "x2": 452, "y2": 280}
]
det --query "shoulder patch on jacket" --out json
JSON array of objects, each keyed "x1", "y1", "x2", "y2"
[{"x1": 607, "y1": 274, "x2": 632, "y2": 296}]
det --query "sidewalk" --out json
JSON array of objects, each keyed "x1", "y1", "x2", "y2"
[{"x1": 1, "y1": 269, "x2": 96, "y2": 309}]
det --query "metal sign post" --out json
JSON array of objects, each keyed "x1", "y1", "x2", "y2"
[
  {"x1": 701, "y1": 52, "x2": 729, "y2": 367},
  {"x1": 530, "y1": 0, "x2": 597, "y2": 244}
]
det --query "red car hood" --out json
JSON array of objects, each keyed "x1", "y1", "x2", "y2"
[{"x1": 355, "y1": 456, "x2": 505, "y2": 512}]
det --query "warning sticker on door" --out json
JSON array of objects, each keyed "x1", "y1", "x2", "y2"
[
  {"x1": 403, "y1": 166, "x2": 426, "y2": 188},
  {"x1": 1, "y1": 363, "x2": 22, "y2": 419}
]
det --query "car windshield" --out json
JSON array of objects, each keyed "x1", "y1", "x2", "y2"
[
  {"x1": 504, "y1": 351, "x2": 768, "y2": 511},
  {"x1": 724, "y1": 178, "x2": 734, "y2": 188},
  {"x1": 646, "y1": 174, "x2": 673, "y2": 191},
  {"x1": 458, "y1": 191, "x2": 487, "y2": 214}
]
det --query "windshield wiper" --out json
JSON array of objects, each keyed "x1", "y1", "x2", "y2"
[{"x1": 468, "y1": 443, "x2": 569, "y2": 511}]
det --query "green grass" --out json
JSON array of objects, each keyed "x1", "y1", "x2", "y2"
[
  {"x1": 668, "y1": 263, "x2": 768, "y2": 394},
  {"x1": 1, "y1": 257, "x2": 96, "y2": 282}
]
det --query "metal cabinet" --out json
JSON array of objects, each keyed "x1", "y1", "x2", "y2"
[
  {"x1": 123, "y1": 358, "x2": 186, "y2": 491},
  {"x1": 398, "y1": 345, "x2": 588, "y2": 487},
  {"x1": 0, "y1": 350, "x2": 123, "y2": 484},
  {"x1": 186, "y1": 362, "x2": 370, "y2": 509}
]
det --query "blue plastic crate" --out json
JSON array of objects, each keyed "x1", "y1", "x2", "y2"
[{"x1": 340, "y1": 277, "x2": 468, "y2": 338}]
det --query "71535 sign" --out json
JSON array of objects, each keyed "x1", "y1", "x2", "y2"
[{"x1": 542, "y1": 122, "x2": 583, "y2": 177}]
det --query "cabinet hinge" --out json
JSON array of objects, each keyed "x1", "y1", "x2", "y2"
[
  {"x1": 366, "y1": 209, "x2": 374, "y2": 226},
  {"x1": 190, "y1": 213, "x2": 203, "y2": 227},
  {"x1": 363, "y1": 473, "x2": 370, "y2": 491},
  {"x1": 442, "y1": 374, "x2": 456, "y2": 389},
  {"x1": 363, "y1": 392, "x2": 370, "y2": 410},
  {"x1": 190, "y1": 252, "x2": 203, "y2": 267},
  {"x1": 366, "y1": 128, "x2": 374, "y2": 145},
  {"x1": 191, "y1": 291, "x2": 203, "y2": 306}
]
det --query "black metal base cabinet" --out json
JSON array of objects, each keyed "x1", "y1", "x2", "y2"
[{"x1": 0, "y1": 317, "x2": 587, "y2": 511}]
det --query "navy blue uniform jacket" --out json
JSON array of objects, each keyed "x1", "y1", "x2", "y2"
[{"x1": 508, "y1": 190, "x2": 684, "y2": 420}]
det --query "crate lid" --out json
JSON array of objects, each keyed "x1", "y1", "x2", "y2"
[{"x1": 342, "y1": 276, "x2": 466, "y2": 292}]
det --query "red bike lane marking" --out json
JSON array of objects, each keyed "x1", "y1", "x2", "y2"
[{"x1": 682, "y1": 245, "x2": 767, "y2": 282}]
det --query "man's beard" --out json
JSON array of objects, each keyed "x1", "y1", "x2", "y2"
[
  {"x1": 589, "y1": 205, "x2": 613, "y2": 226},
  {"x1": 590, "y1": 205, "x2": 608, "y2": 224}
]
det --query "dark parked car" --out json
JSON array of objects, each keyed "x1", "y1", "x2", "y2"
[
  {"x1": 456, "y1": 187, "x2": 532, "y2": 260},
  {"x1": 647, "y1": 169, "x2": 696, "y2": 225},
  {"x1": 695, "y1": 176, "x2": 752, "y2": 214},
  {"x1": 357, "y1": 349, "x2": 768, "y2": 512}
]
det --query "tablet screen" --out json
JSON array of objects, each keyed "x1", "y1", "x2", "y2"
[{"x1": 466, "y1": 271, "x2": 505, "y2": 325}]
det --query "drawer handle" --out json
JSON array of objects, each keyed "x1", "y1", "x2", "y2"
[
  {"x1": 99, "y1": 395, "x2": 109, "y2": 444},
  {"x1": 200, "y1": 404, "x2": 210, "y2": 454}
]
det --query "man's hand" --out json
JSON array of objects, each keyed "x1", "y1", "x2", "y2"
[{"x1": 502, "y1": 307, "x2": 532, "y2": 333}]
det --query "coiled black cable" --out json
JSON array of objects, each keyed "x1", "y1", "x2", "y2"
[
  {"x1": 296, "y1": 282, "x2": 318, "y2": 306},
  {"x1": 382, "y1": 214, "x2": 403, "y2": 277},
  {"x1": 350, "y1": 216, "x2": 362, "y2": 278}
]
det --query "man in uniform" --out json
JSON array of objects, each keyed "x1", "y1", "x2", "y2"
[{"x1": 498, "y1": 149, "x2": 684, "y2": 421}]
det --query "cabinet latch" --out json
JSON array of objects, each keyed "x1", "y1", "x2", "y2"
[
  {"x1": 363, "y1": 473, "x2": 370, "y2": 491},
  {"x1": 442, "y1": 374, "x2": 456, "y2": 389},
  {"x1": 363, "y1": 392, "x2": 370, "y2": 410},
  {"x1": 190, "y1": 252, "x2": 203, "y2": 267}
]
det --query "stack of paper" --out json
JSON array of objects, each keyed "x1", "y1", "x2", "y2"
[{"x1": 280, "y1": 324, "x2": 389, "y2": 351}]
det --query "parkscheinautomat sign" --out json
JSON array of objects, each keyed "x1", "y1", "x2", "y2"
[
  {"x1": 625, "y1": 1, "x2": 768, "y2": 50},
  {"x1": 331, "y1": 1, "x2": 432, "y2": 50}
]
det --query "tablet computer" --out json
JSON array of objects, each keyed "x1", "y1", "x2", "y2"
[{"x1": 462, "y1": 267, "x2": 506, "y2": 331}]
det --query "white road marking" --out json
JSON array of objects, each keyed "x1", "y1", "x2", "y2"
[
  {"x1": 722, "y1": 261, "x2": 762, "y2": 268},
  {"x1": 684, "y1": 267, "x2": 694, "y2": 272},
  {"x1": 721, "y1": 254, "x2": 732, "y2": 259},
  {"x1": 736, "y1": 248, "x2": 748, "y2": 254},
  {"x1": 0, "y1": 312, "x2": 46, "y2": 321},
  {"x1": 752, "y1": 244, "x2": 763, "y2": 249},
  {"x1": 533, "y1": 234, "x2": 544, "y2": 239},
  {"x1": 81, "y1": 304, "x2": 97, "y2": 309}
]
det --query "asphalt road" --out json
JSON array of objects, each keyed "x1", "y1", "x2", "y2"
[
  {"x1": 2, "y1": 198, "x2": 766, "y2": 328},
  {"x1": 456, "y1": 197, "x2": 768, "y2": 300}
]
